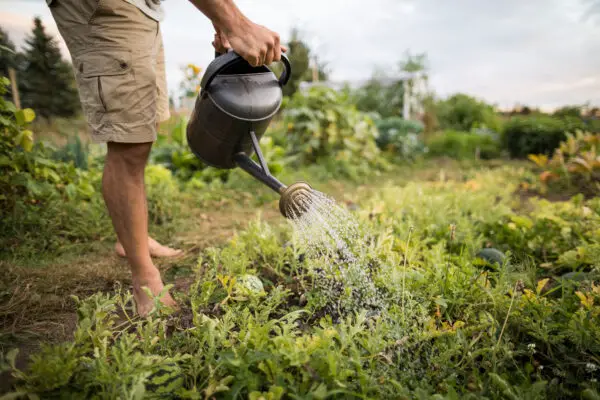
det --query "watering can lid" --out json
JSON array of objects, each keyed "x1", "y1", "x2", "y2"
[
  {"x1": 206, "y1": 74, "x2": 283, "y2": 121},
  {"x1": 200, "y1": 51, "x2": 292, "y2": 121}
]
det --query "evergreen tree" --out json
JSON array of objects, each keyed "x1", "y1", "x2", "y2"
[
  {"x1": 0, "y1": 27, "x2": 20, "y2": 103},
  {"x1": 19, "y1": 17, "x2": 80, "y2": 119},
  {"x1": 0, "y1": 27, "x2": 18, "y2": 78},
  {"x1": 278, "y1": 29, "x2": 329, "y2": 97}
]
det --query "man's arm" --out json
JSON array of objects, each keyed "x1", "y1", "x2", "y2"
[{"x1": 188, "y1": 0, "x2": 284, "y2": 66}]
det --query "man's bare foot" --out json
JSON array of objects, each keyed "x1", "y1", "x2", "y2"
[
  {"x1": 116, "y1": 236, "x2": 183, "y2": 258},
  {"x1": 132, "y1": 268, "x2": 178, "y2": 317}
]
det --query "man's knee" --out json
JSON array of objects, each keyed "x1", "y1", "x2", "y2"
[{"x1": 106, "y1": 141, "x2": 153, "y2": 170}]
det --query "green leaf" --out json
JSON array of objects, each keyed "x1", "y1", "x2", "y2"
[
  {"x1": 4, "y1": 101, "x2": 16, "y2": 113},
  {"x1": 582, "y1": 389, "x2": 600, "y2": 400},
  {"x1": 0, "y1": 116, "x2": 11, "y2": 126},
  {"x1": 15, "y1": 109, "x2": 35, "y2": 126},
  {"x1": 0, "y1": 391, "x2": 32, "y2": 400},
  {"x1": 22, "y1": 109, "x2": 36, "y2": 123},
  {"x1": 0, "y1": 155, "x2": 12, "y2": 167},
  {"x1": 312, "y1": 383, "x2": 328, "y2": 400},
  {"x1": 10, "y1": 172, "x2": 29, "y2": 187},
  {"x1": 21, "y1": 130, "x2": 34, "y2": 152}
]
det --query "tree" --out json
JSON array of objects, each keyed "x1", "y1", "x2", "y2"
[
  {"x1": 279, "y1": 29, "x2": 328, "y2": 97},
  {"x1": 436, "y1": 93, "x2": 501, "y2": 132},
  {"x1": 19, "y1": 17, "x2": 80, "y2": 119},
  {"x1": 553, "y1": 105, "x2": 584, "y2": 119},
  {"x1": 352, "y1": 69, "x2": 405, "y2": 118},
  {"x1": 0, "y1": 28, "x2": 21, "y2": 103},
  {"x1": 352, "y1": 51, "x2": 429, "y2": 120},
  {"x1": 0, "y1": 27, "x2": 18, "y2": 78}
]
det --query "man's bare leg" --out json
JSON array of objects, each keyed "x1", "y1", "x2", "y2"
[
  {"x1": 113, "y1": 122, "x2": 184, "y2": 259},
  {"x1": 102, "y1": 141, "x2": 177, "y2": 316}
]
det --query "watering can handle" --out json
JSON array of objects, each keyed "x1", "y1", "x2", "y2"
[{"x1": 202, "y1": 50, "x2": 291, "y2": 90}]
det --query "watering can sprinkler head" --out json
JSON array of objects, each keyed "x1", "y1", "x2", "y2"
[{"x1": 279, "y1": 181, "x2": 313, "y2": 219}]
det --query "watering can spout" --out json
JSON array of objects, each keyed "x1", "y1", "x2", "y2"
[
  {"x1": 232, "y1": 152, "x2": 287, "y2": 194},
  {"x1": 233, "y1": 131, "x2": 313, "y2": 220},
  {"x1": 233, "y1": 151, "x2": 313, "y2": 220}
]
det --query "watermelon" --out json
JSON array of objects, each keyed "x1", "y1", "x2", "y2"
[
  {"x1": 145, "y1": 362, "x2": 184, "y2": 397},
  {"x1": 475, "y1": 248, "x2": 507, "y2": 269},
  {"x1": 237, "y1": 274, "x2": 265, "y2": 293}
]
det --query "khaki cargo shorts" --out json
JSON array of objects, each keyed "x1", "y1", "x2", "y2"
[{"x1": 48, "y1": 0, "x2": 169, "y2": 143}]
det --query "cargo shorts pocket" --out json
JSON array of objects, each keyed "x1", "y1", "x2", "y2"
[{"x1": 76, "y1": 49, "x2": 136, "y2": 125}]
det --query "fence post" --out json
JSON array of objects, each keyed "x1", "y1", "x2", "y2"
[{"x1": 8, "y1": 67, "x2": 21, "y2": 109}]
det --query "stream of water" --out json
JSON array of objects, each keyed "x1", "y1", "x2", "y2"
[{"x1": 284, "y1": 189, "x2": 385, "y2": 319}]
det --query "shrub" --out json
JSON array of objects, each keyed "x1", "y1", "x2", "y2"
[
  {"x1": 502, "y1": 115, "x2": 587, "y2": 158},
  {"x1": 0, "y1": 77, "x2": 97, "y2": 213},
  {"x1": 283, "y1": 86, "x2": 383, "y2": 171},
  {"x1": 0, "y1": 77, "x2": 111, "y2": 258},
  {"x1": 144, "y1": 164, "x2": 181, "y2": 225},
  {"x1": 51, "y1": 134, "x2": 90, "y2": 170},
  {"x1": 374, "y1": 117, "x2": 426, "y2": 159},
  {"x1": 426, "y1": 130, "x2": 501, "y2": 159},
  {"x1": 525, "y1": 131, "x2": 600, "y2": 197},
  {"x1": 350, "y1": 76, "x2": 404, "y2": 119},
  {"x1": 436, "y1": 93, "x2": 501, "y2": 132}
]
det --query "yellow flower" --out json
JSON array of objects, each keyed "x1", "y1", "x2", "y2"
[
  {"x1": 187, "y1": 63, "x2": 201, "y2": 75},
  {"x1": 576, "y1": 291, "x2": 594, "y2": 309},
  {"x1": 536, "y1": 278, "x2": 550, "y2": 295}
]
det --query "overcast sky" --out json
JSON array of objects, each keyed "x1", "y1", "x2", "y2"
[{"x1": 1, "y1": 0, "x2": 599, "y2": 110}]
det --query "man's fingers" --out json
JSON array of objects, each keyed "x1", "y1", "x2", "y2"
[
  {"x1": 272, "y1": 35, "x2": 281, "y2": 62},
  {"x1": 281, "y1": 45, "x2": 288, "y2": 53},
  {"x1": 249, "y1": 52, "x2": 261, "y2": 67},
  {"x1": 264, "y1": 39, "x2": 275, "y2": 65},
  {"x1": 258, "y1": 45, "x2": 267, "y2": 66},
  {"x1": 221, "y1": 36, "x2": 231, "y2": 50}
]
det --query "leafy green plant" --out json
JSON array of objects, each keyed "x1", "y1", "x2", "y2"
[
  {"x1": 0, "y1": 77, "x2": 110, "y2": 258},
  {"x1": 0, "y1": 77, "x2": 96, "y2": 209},
  {"x1": 3, "y1": 166, "x2": 600, "y2": 399},
  {"x1": 502, "y1": 115, "x2": 589, "y2": 158},
  {"x1": 145, "y1": 164, "x2": 181, "y2": 226},
  {"x1": 51, "y1": 134, "x2": 89, "y2": 170},
  {"x1": 483, "y1": 193, "x2": 600, "y2": 270},
  {"x1": 525, "y1": 131, "x2": 600, "y2": 197},
  {"x1": 374, "y1": 117, "x2": 427, "y2": 159},
  {"x1": 426, "y1": 130, "x2": 501, "y2": 160},
  {"x1": 283, "y1": 86, "x2": 385, "y2": 175}
]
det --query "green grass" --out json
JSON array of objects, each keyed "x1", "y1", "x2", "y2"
[{"x1": 2, "y1": 160, "x2": 599, "y2": 399}]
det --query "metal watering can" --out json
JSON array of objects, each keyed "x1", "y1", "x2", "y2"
[{"x1": 186, "y1": 50, "x2": 312, "y2": 219}]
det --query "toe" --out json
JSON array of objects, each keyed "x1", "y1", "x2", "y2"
[{"x1": 115, "y1": 242, "x2": 127, "y2": 258}]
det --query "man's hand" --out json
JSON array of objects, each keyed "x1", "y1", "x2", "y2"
[
  {"x1": 212, "y1": 24, "x2": 231, "y2": 54},
  {"x1": 214, "y1": 22, "x2": 287, "y2": 66},
  {"x1": 188, "y1": 0, "x2": 286, "y2": 67}
]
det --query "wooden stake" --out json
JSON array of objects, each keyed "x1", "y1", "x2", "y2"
[{"x1": 8, "y1": 68, "x2": 21, "y2": 109}]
